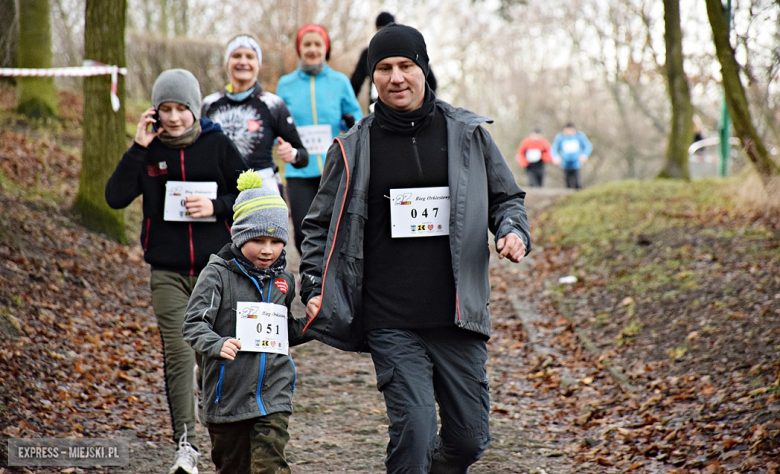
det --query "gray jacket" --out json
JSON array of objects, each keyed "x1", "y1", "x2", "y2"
[
  {"x1": 183, "y1": 245, "x2": 309, "y2": 424},
  {"x1": 299, "y1": 100, "x2": 531, "y2": 353}
]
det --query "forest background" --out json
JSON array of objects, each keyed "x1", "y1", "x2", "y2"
[
  {"x1": 1, "y1": 0, "x2": 780, "y2": 472},
  {"x1": 3, "y1": 0, "x2": 780, "y2": 187}
]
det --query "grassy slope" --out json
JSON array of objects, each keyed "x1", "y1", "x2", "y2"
[
  {"x1": 529, "y1": 179, "x2": 780, "y2": 469},
  {"x1": 2, "y1": 83, "x2": 778, "y2": 470},
  {"x1": 536, "y1": 178, "x2": 779, "y2": 380}
]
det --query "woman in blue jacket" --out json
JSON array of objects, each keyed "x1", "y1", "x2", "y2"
[{"x1": 276, "y1": 23, "x2": 363, "y2": 255}]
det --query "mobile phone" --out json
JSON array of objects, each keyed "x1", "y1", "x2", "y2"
[{"x1": 151, "y1": 112, "x2": 160, "y2": 132}]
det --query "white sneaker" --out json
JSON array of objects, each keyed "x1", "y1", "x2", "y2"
[{"x1": 168, "y1": 426, "x2": 199, "y2": 474}]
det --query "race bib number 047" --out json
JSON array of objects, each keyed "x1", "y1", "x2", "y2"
[{"x1": 389, "y1": 186, "x2": 450, "y2": 238}]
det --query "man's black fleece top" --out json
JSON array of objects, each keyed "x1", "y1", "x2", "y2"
[{"x1": 363, "y1": 89, "x2": 456, "y2": 331}]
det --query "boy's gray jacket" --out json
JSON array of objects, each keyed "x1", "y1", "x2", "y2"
[
  {"x1": 299, "y1": 99, "x2": 531, "y2": 353},
  {"x1": 183, "y1": 247, "x2": 309, "y2": 424}
]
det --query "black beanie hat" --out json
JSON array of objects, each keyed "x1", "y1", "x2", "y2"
[
  {"x1": 375, "y1": 12, "x2": 395, "y2": 28},
  {"x1": 368, "y1": 23, "x2": 429, "y2": 79}
]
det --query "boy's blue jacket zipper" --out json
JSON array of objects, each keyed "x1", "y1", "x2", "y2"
[
  {"x1": 234, "y1": 259, "x2": 273, "y2": 416},
  {"x1": 256, "y1": 354, "x2": 268, "y2": 415}
]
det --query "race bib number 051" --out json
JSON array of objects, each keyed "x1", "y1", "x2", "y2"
[
  {"x1": 389, "y1": 186, "x2": 450, "y2": 238},
  {"x1": 235, "y1": 301, "x2": 289, "y2": 355}
]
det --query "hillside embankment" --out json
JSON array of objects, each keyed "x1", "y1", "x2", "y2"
[{"x1": 1, "y1": 85, "x2": 778, "y2": 473}]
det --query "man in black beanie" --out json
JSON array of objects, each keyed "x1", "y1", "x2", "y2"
[
  {"x1": 300, "y1": 23, "x2": 531, "y2": 474},
  {"x1": 350, "y1": 13, "x2": 437, "y2": 109}
]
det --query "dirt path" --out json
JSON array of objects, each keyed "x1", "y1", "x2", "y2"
[
  {"x1": 19, "y1": 187, "x2": 584, "y2": 474},
  {"x1": 135, "y1": 187, "x2": 579, "y2": 474},
  {"x1": 284, "y1": 187, "x2": 581, "y2": 473}
]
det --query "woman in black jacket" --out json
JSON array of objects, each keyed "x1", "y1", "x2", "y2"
[{"x1": 202, "y1": 33, "x2": 309, "y2": 198}]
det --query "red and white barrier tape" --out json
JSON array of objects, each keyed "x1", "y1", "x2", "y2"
[{"x1": 0, "y1": 61, "x2": 127, "y2": 112}]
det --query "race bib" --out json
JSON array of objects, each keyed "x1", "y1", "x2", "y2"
[
  {"x1": 389, "y1": 187, "x2": 450, "y2": 238},
  {"x1": 235, "y1": 301, "x2": 289, "y2": 355},
  {"x1": 297, "y1": 125, "x2": 332, "y2": 155},
  {"x1": 525, "y1": 149, "x2": 542, "y2": 163},
  {"x1": 163, "y1": 181, "x2": 217, "y2": 222},
  {"x1": 562, "y1": 139, "x2": 580, "y2": 154}
]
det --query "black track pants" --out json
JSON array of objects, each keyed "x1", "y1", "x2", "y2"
[{"x1": 367, "y1": 327, "x2": 491, "y2": 474}]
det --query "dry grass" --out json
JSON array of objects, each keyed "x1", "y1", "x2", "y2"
[{"x1": 731, "y1": 171, "x2": 780, "y2": 211}]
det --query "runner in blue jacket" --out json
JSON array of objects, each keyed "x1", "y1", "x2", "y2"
[
  {"x1": 551, "y1": 121, "x2": 592, "y2": 189},
  {"x1": 276, "y1": 23, "x2": 362, "y2": 255}
]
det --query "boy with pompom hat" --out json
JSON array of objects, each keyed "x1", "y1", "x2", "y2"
[{"x1": 183, "y1": 170, "x2": 311, "y2": 474}]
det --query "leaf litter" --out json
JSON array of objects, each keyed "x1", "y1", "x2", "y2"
[{"x1": 1, "y1": 89, "x2": 779, "y2": 473}]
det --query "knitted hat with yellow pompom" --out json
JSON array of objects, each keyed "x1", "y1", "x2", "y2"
[{"x1": 231, "y1": 170, "x2": 289, "y2": 247}]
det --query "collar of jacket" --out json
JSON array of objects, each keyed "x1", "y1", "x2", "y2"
[
  {"x1": 296, "y1": 64, "x2": 331, "y2": 79},
  {"x1": 347, "y1": 100, "x2": 493, "y2": 145}
]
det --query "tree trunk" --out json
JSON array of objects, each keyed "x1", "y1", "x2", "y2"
[
  {"x1": 159, "y1": 0, "x2": 169, "y2": 36},
  {"x1": 0, "y1": 0, "x2": 18, "y2": 85},
  {"x1": 705, "y1": 0, "x2": 780, "y2": 178},
  {"x1": 657, "y1": 0, "x2": 692, "y2": 180},
  {"x1": 16, "y1": 0, "x2": 59, "y2": 117},
  {"x1": 72, "y1": 0, "x2": 128, "y2": 243},
  {"x1": 173, "y1": 0, "x2": 188, "y2": 36}
]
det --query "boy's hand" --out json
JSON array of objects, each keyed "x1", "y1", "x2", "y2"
[
  {"x1": 184, "y1": 195, "x2": 214, "y2": 218},
  {"x1": 135, "y1": 107, "x2": 163, "y2": 147},
  {"x1": 220, "y1": 338, "x2": 242, "y2": 360},
  {"x1": 306, "y1": 296, "x2": 322, "y2": 319}
]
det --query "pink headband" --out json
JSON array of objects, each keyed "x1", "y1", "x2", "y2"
[{"x1": 296, "y1": 24, "x2": 330, "y2": 57}]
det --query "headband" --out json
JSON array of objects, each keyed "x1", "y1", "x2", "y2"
[
  {"x1": 296, "y1": 24, "x2": 330, "y2": 57},
  {"x1": 224, "y1": 35, "x2": 262, "y2": 67}
]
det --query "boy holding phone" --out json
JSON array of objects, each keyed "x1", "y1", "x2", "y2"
[{"x1": 105, "y1": 68, "x2": 247, "y2": 474}]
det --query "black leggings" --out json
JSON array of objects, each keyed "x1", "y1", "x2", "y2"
[
  {"x1": 285, "y1": 177, "x2": 321, "y2": 256},
  {"x1": 564, "y1": 169, "x2": 582, "y2": 189}
]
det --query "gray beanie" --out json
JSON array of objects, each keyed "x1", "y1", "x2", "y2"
[
  {"x1": 232, "y1": 170, "x2": 289, "y2": 247},
  {"x1": 151, "y1": 69, "x2": 202, "y2": 120}
]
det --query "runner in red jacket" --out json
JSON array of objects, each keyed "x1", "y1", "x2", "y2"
[{"x1": 516, "y1": 127, "x2": 552, "y2": 187}]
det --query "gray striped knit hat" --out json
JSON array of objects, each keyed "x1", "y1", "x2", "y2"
[{"x1": 231, "y1": 170, "x2": 289, "y2": 247}]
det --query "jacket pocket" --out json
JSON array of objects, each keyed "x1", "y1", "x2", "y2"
[
  {"x1": 344, "y1": 192, "x2": 367, "y2": 260},
  {"x1": 288, "y1": 355, "x2": 297, "y2": 395},
  {"x1": 375, "y1": 367, "x2": 394, "y2": 393},
  {"x1": 215, "y1": 364, "x2": 225, "y2": 404}
]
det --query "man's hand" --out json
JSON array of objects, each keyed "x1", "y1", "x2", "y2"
[
  {"x1": 306, "y1": 295, "x2": 322, "y2": 320},
  {"x1": 184, "y1": 195, "x2": 215, "y2": 218},
  {"x1": 496, "y1": 233, "x2": 526, "y2": 263},
  {"x1": 579, "y1": 154, "x2": 588, "y2": 164},
  {"x1": 220, "y1": 338, "x2": 241, "y2": 360},
  {"x1": 277, "y1": 137, "x2": 296, "y2": 163}
]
